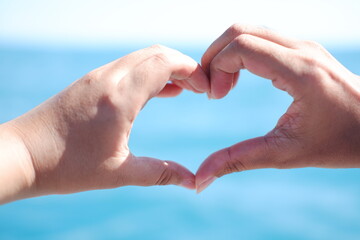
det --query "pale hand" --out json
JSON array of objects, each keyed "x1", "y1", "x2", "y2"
[{"x1": 0, "y1": 45, "x2": 209, "y2": 204}]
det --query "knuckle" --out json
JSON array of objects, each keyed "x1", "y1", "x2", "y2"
[
  {"x1": 295, "y1": 41, "x2": 334, "y2": 82},
  {"x1": 148, "y1": 44, "x2": 177, "y2": 57},
  {"x1": 81, "y1": 70, "x2": 100, "y2": 86},
  {"x1": 302, "y1": 40, "x2": 333, "y2": 60},
  {"x1": 155, "y1": 161, "x2": 173, "y2": 185},
  {"x1": 228, "y1": 23, "x2": 247, "y2": 35},
  {"x1": 211, "y1": 53, "x2": 226, "y2": 69},
  {"x1": 302, "y1": 40, "x2": 319, "y2": 47},
  {"x1": 301, "y1": 40, "x2": 325, "y2": 51},
  {"x1": 145, "y1": 45, "x2": 172, "y2": 66},
  {"x1": 217, "y1": 147, "x2": 246, "y2": 177},
  {"x1": 222, "y1": 161, "x2": 244, "y2": 176},
  {"x1": 114, "y1": 172, "x2": 126, "y2": 187},
  {"x1": 151, "y1": 52, "x2": 170, "y2": 66},
  {"x1": 149, "y1": 43, "x2": 167, "y2": 52},
  {"x1": 299, "y1": 55, "x2": 326, "y2": 80},
  {"x1": 233, "y1": 34, "x2": 252, "y2": 48}
]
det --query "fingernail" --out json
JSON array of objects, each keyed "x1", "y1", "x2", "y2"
[
  {"x1": 196, "y1": 176, "x2": 217, "y2": 194},
  {"x1": 207, "y1": 92, "x2": 212, "y2": 100},
  {"x1": 179, "y1": 179, "x2": 195, "y2": 190}
]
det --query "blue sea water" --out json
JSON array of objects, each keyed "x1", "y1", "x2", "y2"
[{"x1": 0, "y1": 44, "x2": 360, "y2": 240}]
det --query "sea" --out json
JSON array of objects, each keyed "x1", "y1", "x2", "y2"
[{"x1": 0, "y1": 44, "x2": 360, "y2": 240}]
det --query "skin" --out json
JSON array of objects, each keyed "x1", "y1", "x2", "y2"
[
  {"x1": 0, "y1": 45, "x2": 210, "y2": 204},
  {"x1": 196, "y1": 24, "x2": 360, "y2": 193},
  {"x1": 2, "y1": 24, "x2": 360, "y2": 202}
]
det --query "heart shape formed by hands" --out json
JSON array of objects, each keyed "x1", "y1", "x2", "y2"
[{"x1": 7, "y1": 24, "x2": 360, "y2": 204}]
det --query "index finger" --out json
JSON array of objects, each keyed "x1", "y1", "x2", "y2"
[
  {"x1": 119, "y1": 45, "x2": 210, "y2": 111},
  {"x1": 104, "y1": 45, "x2": 210, "y2": 94},
  {"x1": 208, "y1": 34, "x2": 303, "y2": 99},
  {"x1": 201, "y1": 24, "x2": 299, "y2": 73}
]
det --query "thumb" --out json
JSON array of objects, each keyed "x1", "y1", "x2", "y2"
[
  {"x1": 121, "y1": 154, "x2": 196, "y2": 190},
  {"x1": 195, "y1": 136, "x2": 279, "y2": 193}
]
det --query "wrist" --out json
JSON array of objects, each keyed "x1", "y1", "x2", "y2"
[{"x1": 0, "y1": 122, "x2": 37, "y2": 204}]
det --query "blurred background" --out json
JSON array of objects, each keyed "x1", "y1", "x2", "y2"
[{"x1": 1, "y1": 0, "x2": 360, "y2": 239}]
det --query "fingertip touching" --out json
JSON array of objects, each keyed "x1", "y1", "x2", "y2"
[
  {"x1": 195, "y1": 148, "x2": 232, "y2": 193},
  {"x1": 187, "y1": 63, "x2": 211, "y2": 93},
  {"x1": 195, "y1": 137, "x2": 275, "y2": 193},
  {"x1": 152, "y1": 159, "x2": 196, "y2": 190},
  {"x1": 161, "y1": 50, "x2": 210, "y2": 94},
  {"x1": 208, "y1": 70, "x2": 239, "y2": 99}
]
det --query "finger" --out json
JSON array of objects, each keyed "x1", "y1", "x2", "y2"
[
  {"x1": 123, "y1": 45, "x2": 209, "y2": 109},
  {"x1": 202, "y1": 24, "x2": 299, "y2": 73},
  {"x1": 156, "y1": 83, "x2": 183, "y2": 98},
  {"x1": 122, "y1": 155, "x2": 195, "y2": 189},
  {"x1": 209, "y1": 71, "x2": 239, "y2": 99},
  {"x1": 171, "y1": 79, "x2": 200, "y2": 93},
  {"x1": 195, "y1": 136, "x2": 277, "y2": 193},
  {"x1": 184, "y1": 64, "x2": 210, "y2": 93},
  {"x1": 208, "y1": 34, "x2": 301, "y2": 99}
]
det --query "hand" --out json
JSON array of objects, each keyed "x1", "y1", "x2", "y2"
[
  {"x1": 0, "y1": 45, "x2": 209, "y2": 204},
  {"x1": 196, "y1": 24, "x2": 360, "y2": 193}
]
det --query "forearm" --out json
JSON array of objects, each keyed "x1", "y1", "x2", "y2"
[{"x1": 0, "y1": 122, "x2": 36, "y2": 204}]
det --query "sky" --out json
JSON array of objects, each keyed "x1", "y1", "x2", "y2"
[{"x1": 0, "y1": 0, "x2": 360, "y2": 48}]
